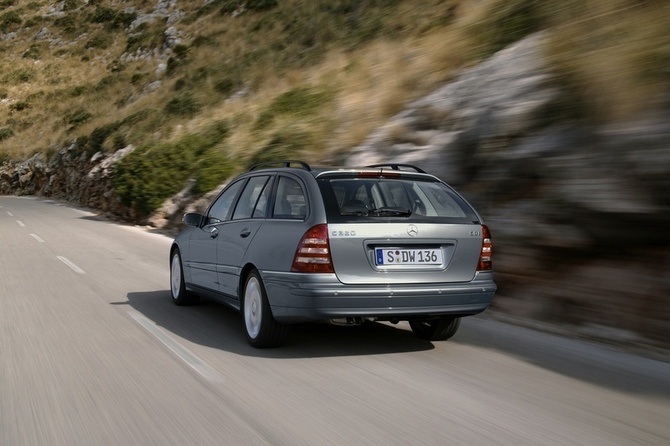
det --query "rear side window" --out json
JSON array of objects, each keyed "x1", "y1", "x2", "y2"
[
  {"x1": 318, "y1": 177, "x2": 478, "y2": 223},
  {"x1": 233, "y1": 175, "x2": 271, "y2": 220},
  {"x1": 272, "y1": 176, "x2": 307, "y2": 219}
]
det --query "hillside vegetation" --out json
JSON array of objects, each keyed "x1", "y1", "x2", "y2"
[{"x1": 0, "y1": 0, "x2": 668, "y2": 216}]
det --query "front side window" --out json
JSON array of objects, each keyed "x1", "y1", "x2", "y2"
[{"x1": 207, "y1": 180, "x2": 244, "y2": 224}]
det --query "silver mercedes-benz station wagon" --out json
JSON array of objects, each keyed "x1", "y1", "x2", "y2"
[{"x1": 170, "y1": 161, "x2": 496, "y2": 347}]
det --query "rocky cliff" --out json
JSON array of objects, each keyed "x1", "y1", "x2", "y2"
[
  {"x1": 2, "y1": 33, "x2": 669, "y2": 348},
  {"x1": 345, "y1": 33, "x2": 670, "y2": 348}
]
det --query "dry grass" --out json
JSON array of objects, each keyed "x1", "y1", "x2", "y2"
[
  {"x1": 546, "y1": 0, "x2": 670, "y2": 123},
  {"x1": 1, "y1": 0, "x2": 668, "y2": 164}
]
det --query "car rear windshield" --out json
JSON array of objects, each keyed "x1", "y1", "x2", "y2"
[{"x1": 317, "y1": 176, "x2": 479, "y2": 223}]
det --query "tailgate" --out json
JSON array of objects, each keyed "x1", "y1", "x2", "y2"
[{"x1": 328, "y1": 223, "x2": 483, "y2": 285}]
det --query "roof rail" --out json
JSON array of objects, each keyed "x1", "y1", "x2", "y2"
[
  {"x1": 365, "y1": 163, "x2": 426, "y2": 174},
  {"x1": 248, "y1": 160, "x2": 312, "y2": 172}
]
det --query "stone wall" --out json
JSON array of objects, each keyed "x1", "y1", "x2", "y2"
[{"x1": 0, "y1": 143, "x2": 137, "y2": 220}]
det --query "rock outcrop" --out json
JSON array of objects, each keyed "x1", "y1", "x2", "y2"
[
  {"x1": 344, "y1": 33, "x2": 670, "y2": 347},
  {"x1": 0, "y1": 143, "x2": 137, "y2": 220}
]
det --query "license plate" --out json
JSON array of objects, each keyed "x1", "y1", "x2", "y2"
[{"x1": 375, "y1": 248, "x2": 443, "y2": 265}]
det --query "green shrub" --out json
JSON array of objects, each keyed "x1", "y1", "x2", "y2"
[
  {"x1": 166, "y1": 45, "x2": 191, "y2": 76},
  {"x1": 86, "y1": 32, "x2": 112, "y2": 49},
  {"x1": 255, "y1": 86, "x2": 333, "y2": 129},
  {"x1": 107, "y1": 60, "x2": 126, "y2": 73},
  {"x1": 166, "y1": 53, "x2": 188, "y2": 77},
  {"x1": 203, "y1": 120, "x2": 231, "y2": 143},
  {"x1": 114, "y1": 122, "x2": 233, "y2": 214},
  {"x1": 96, "y1": 75, "x2": 118, "y2": 89},
  {"x1": 66, "y1": 109, "x2": 93, "y2": 127},
  {"x1": 165, "y1": 93, "x2": 201, "y2": 116},
  {"x1": 173, "y1": 78, "x2": 187, "y2": 91},
  {"x1": 216, "y1": 0, "x2": 278, "y2": 14},
  {"x1": 214, "y1": 77, "x2": 238, "y2": 96},
  {"x1": 121, "y1": 109, "x2": 154, "y2": 127},
  {"x1": 53, "y1": 14, "x2": 88, "y2": 36},
  {"x1": 0, "y1": 11, "x2": 21, "y2": 33},
  {"x1": 9, "y1": 101, "x2": 30, "y2": 112},
  {"x1": 172, "y1": 44, "x2": 190, "y2": 59},
  {"x1": 22, "y1": 45, "x2": 41, "y2": 60},
  {"x1": 271, "y1": 87, "x2": 327, "y2": 115},
  {"x1": 469, "y1": 0, "x2": 544, "y2": 57},
  {"x1": 0, "y1": 127, "x2": 14, "y2": 142},
  {"x1": 75, "y1": 134, "x2": 89, "y2": 149},
  {"x1": 246, "y1": 127, "x2": 315, "y2": 168},
  {"x1": 0, "y1": 151, "x2": 11, "y2": 164},
  {"x1": 193, "y1": 149, "x2": 234, "y2": 195},
  {"x1": 23, "y1": 15, "x2": 46, "y2": 29},
  {"x1": 63, "y1": 0, "x2": 81, "y2": 11},
  {"x1": 115, "y1": 142, "x2": 191, "y2": 214},
  {"x1": 246, "y1": 0, "x2": 279, "y2": 11},
  {"x1": 2, "y1": 68, "x2": 36, "y2": 85},
  {"x1": 90, "y1": 7, "x2": 117, "y2": 24},
  {"x1": 88, "y1": 122, "x2": 122, "y2": 153},
  {"x1": 111, "y1": 133, "x2": 127, "y2": 151},
  {"x1": 125, "y1": 23, "x2": 164, "y2": 53},
  {"x1": 89, "y1": 7, "x2": 136, "y2": 29},
  {"x1": 26, "y1": 90, "x2": 46, "y2": 101},
  {"x1": 113, "y1": 11, "x2": 137, "y2": 29},
  {"x1": 191, "y1": 34, "x2": 216, "y2": 47},
  {"x1": 130, "y1": 73, "x2": 147, "y2": 84},
  {"x1": 173, "y1": 66, "x2": 218, "y2": 91},
  {"x1": 219, "y1": 0, "x2": 245, "y2": 14},
  {"x1": 70, "y1": 85, "x2": 91, "y2": 96}
]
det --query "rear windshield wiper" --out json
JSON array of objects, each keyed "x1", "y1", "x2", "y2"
[
  {"x1": 368, "y1": 207, "x2": 412, "y2": 217},
  {"x1": 340, "y1": 210, "x2": 369, "y2": 216}
]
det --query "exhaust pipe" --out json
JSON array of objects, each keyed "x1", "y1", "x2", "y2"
[{"x1": 330, "y1": 317, "x2": 365, "y2": 326}]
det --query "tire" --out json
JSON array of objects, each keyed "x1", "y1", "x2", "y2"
[
  {"x1": 409, "y1": 316, "x2": 461, "y2": 341},
  {"x1": 243, "y1": 269, "x2": 288, "y2": 348},
  {"x1": 170, "y1": 248, "x2": 199, "y2": 306}
]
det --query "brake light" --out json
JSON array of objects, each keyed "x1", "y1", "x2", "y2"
[
  {"x1": 291, "y1": 224, "x2": 334, "y2": 273},
  {"x1": 477, "y1": 225, "x2": 492, "y2": 271},
  {"x1": 358, "y1": 171, "x2": 401, "y2": 179}
]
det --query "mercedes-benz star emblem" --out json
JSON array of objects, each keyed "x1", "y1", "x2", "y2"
[{"x1": 407, "y1": 224, "x2": 418, "y2": 237}]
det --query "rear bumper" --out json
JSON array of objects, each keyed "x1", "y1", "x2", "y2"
[{"x1": 262, "y1": 270, "x2": 496, "y2": 323}]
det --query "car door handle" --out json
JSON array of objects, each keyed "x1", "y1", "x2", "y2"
[
  {"x1": 209, "y1": 227, "x2": 219, "y2": 239},
  {"x1": 240, "y1": 228, "x2": 251, "y2": 238}
]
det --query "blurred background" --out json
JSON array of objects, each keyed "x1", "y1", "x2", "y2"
[{"x1": 1, "y1": 0, "x2": 668, "y2": 347}]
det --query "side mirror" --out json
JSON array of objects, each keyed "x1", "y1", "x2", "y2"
[{"x1": 183, "y1": 213, "x2": 204, "y2": 227}]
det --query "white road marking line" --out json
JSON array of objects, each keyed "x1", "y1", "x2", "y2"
[
  {"x1": 31, "y1": 234, "x2": 46, "y2": 243},
  {"x1": 7, "y1": 211, "x2": 13, "y2": 216},
  {"x1": 128, "y1": 310, "x2": 224, "y2": 383},
  {"x1": 57, "y1": 256, "x2": 85, "y2": 274},
  {"x1": 16, "y1": 220, "x2": 25, "y2": 227}
]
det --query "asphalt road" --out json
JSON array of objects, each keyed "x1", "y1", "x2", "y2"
[{"x1": 1, "y1": 196, "x2": 669, "y2": 446}]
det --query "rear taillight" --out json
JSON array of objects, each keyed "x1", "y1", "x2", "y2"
[
  {"x1": 477, "y1": 225, "x2": 492, "y2": 271},
  {"x1": 291, "y1": 224, "x2": 334, "y2": 273}
]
